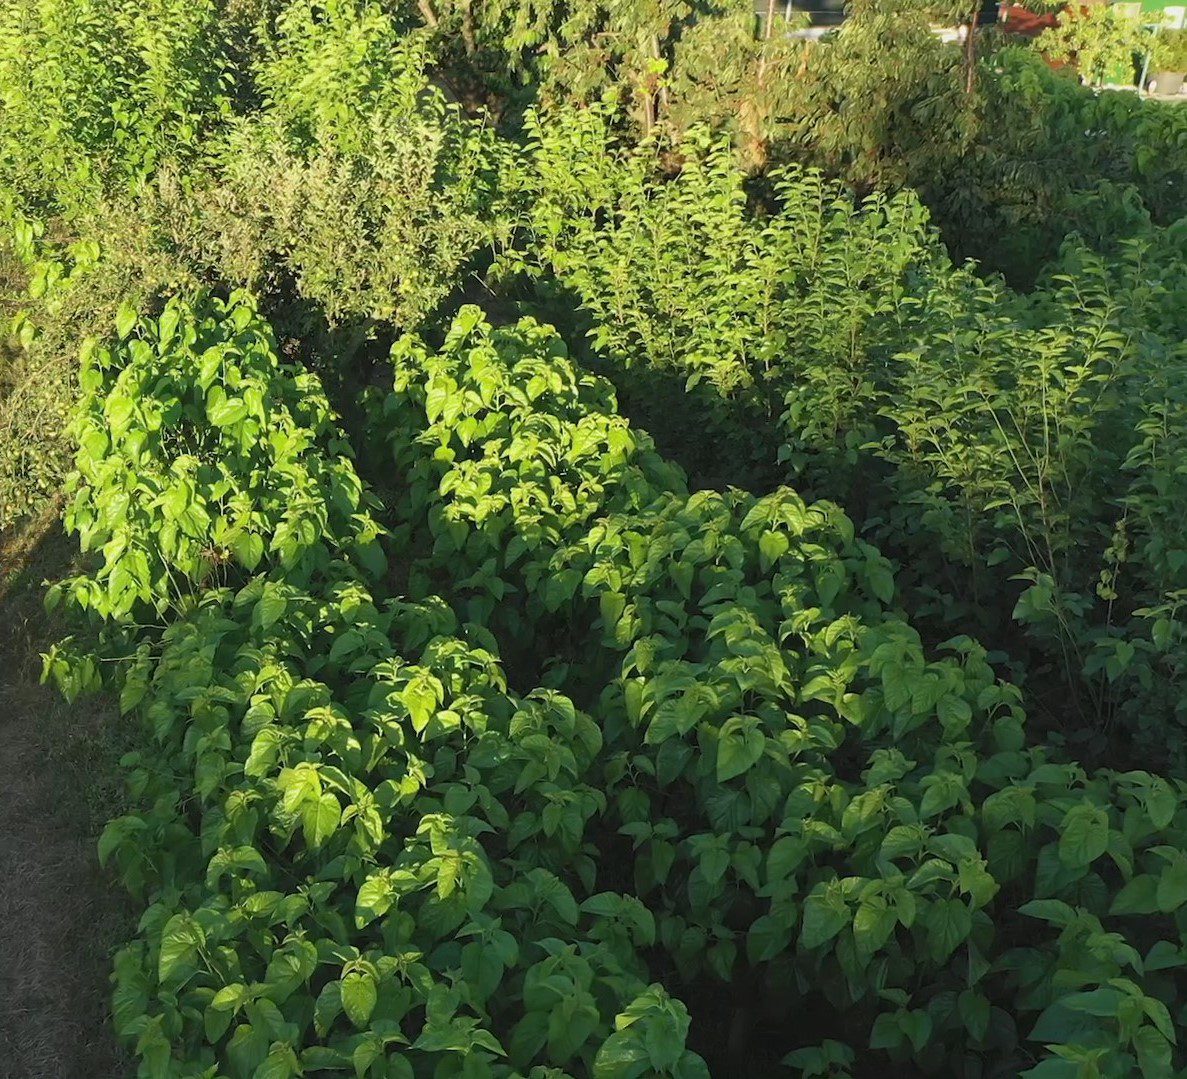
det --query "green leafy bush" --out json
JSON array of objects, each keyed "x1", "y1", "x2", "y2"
[
  {"x1": 0, "y1": 0, "x2": 233, "y2": 218},
  {"x1": 2, "y1": 225, "x2": 106, "y2": 531},
  {"x1": 48, "y1": 294, "x2": 711, "y2": 1079},
  {"x1": 363, "y1": 307, "x2": 1187, "y2": 1075},
  {"x1": 0, "y1": 199, "x2": 207, "y2": 533},
  {"x1": 1150, "y1": 29, "x2": 1187, "y2": 74},
  {"x1": 848, "y1": 228, "x2": 1187, "y2": 759},
  {"x1": 12, "y1": 3, "x2": 1187, "y2": 1076},
  {"x1": 198, "y1": 0, "x2": 507, "y2": 327},
  {"x1": 56, "y1": 290, "x2": 385, "y2": 621},
  {"x1": 933, "y1": 47, "x2": 1187, "y2": 277},
  {"x1": 499, "y1": 107, "x2": 942, "y2": 484},
  {"x1": 1037, "y1": 6, "x2": 1148, "y2": 88},
  {"x1": 505, "y1": 109, "x2": 1187, "y2": 762}
]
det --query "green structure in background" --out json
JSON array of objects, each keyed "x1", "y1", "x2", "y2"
[
  {"x1": 1142, "y1": 0, "x2": 1186, "y2": 27},
  {"x1": 1108, "y1": 1, "x2": 1184, "y2": 86}
]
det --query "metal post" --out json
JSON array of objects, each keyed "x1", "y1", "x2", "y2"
[{"x1": 1139, "y1": 24, "x2": 1158, "y2": 94}]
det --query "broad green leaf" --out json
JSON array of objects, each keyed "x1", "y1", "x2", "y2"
[
  {"x1": 800, "y1": 890, "x2": 849, "y2": 950},
  {"x1": 116, "y1": 300, "x2": 137, "y2": 340},
  {"x1": 926, "y1": 898, "x2": 971, "y2": 962},
  {"x1": 157, "y1": 305, "x2": 180, "y2": 350},
  {"x1": 231, "y1": 531, "x2": 265, "y2": 571},
  {"x1": 401, "y1": 672, "x2": 441, "y2": 734},
  {"x1": 1156, "y1": 851, "x2": 1187, "y2": 913},
  {"x1": 356, "y1": 874, "x2": 395, "y2": 928},
  {"x1": 746, "y1": 913, "x2": 792, "y2": 964},
  {"x1": 314, "y1": 982, "x2": 342, "y2": 1039},
  {"x1": 341, "y1": 972, "x2": 377, "y2": 1029},
  {"x1": 303, "y1": 792, "x2": 341, "y2": 850},
  {"x1": 208, "y1": 395, "x2": 248, "y2": 428},
  {"x1": 1111, "y1": 874, "x2": 1159, "y2": 916},
  {"x1": 758, "y1": 530, "x2": 789, "y2": 569},
  {"x1": 958, "y1": 990, "x2": 990, "y2": 1042},
  {"x1": 255, "y1": 1043, "x2": 301, "y2": 1079},
  {"x1": 716, "y1": 716, "x2": 765, "y2": 782},
  {"x1": 158, "y1": 913, "x2": 204, "y2": 984},
  {"x1": 1134, "y1": 1025, "x2": 1173, "y2": 1079},
  {"x1": 1058, "y1": 803, "x2": 1109, "y2": 869},
  {"x1": 852, "y1": 897, "x2": 897, "y2": 958},
  {"x1": 256, "y1": 587, "x2": 287, "y2": 631}
]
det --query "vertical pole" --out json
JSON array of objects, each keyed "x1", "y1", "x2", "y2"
[
  {"x1": 965, "y1": 5, "x2": 980, "y2": 93},
  {"x1": 1139, "y1": 25, "x2": 1158, "y2": 93},
  {"x1": 759, "y1": 0, "x2": 777, "y2": 80},
  {"x1": 653, "y1": 33, "x2": 670, "y2": 116}
]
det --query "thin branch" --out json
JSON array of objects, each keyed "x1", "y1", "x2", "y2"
[
  {"x1": 758, "y1": 0, "x2": 777, "y2": 82},
  {"x1": 460, "y1": 0, "x2": 477, "y2": 55},
  {"x1": 417, "y1": 0, "x2": 439, "y2": 29},
  {"x1": 964, "y1": 6, "x2": 980, "y2": 94}
]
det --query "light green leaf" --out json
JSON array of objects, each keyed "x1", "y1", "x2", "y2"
[
  {"x1": 116, "y1": 300, "x2": 137, "y2": 340},
  {"x1": 209, "y1": 394, "x2": 248, "y2": 428},
  {"x1": 1134, "y1": 1025, "x2": 1173, "y2": 1079},
  {"x1": 341, "y1": 972, "x2": 377, "y2": 1029},
  {"x1": 800, "y1": 889, "x2": 849, "y2": 950},
  {"x1": 158, "y1": 913, "x2": 204, "y2": 984},
  {"x1": 303, "y1": 792, "x2": 341, "y2": 850},
  {"x1": 356, "y1": 874, "x2": 395, "y2": 928},
  {"x1": 852, "y1": 897, "x2": 897, "y2": 958},
  {"x1": 716, "y1": 716, "x2": 765, "y2": 783},
  {"x1": 1058, "y1": 803, "x2": 1109, "y2": 869}
]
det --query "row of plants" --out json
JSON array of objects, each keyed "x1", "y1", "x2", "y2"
[
  {"x1": 6, "y1": 3, "x2": 1187, "y2": 1075},
  {"x1": 0, "y1": 0, "x2": 238, "y2": 221},
  {"x1": 43, "y1": 280, "x2": 1187, "y2": 1076},
  {"x1": 358, "y1": 306, "x2": 1187, "y2": 1075},
  {"x1": 929, "y1": 44, "x2": 1187, "y2": 279},
  {"x1": 45, "y1": 291, "x2": 712, "y2": 1079},
  {"x1": 500, "y1": 106, "x2": 1187, "y2": 768},
  {"x1": 398, "y1": 0, "x2": 1187, "y2": 282},
  {"x1": 0, "y1": 0, "x2": 507, "y2": 532}
]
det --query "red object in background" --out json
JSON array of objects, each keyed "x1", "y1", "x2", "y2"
[{"x1": 999, "y1": 4, "x2": 1061, "y2": 35}]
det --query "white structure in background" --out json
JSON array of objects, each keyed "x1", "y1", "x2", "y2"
[
  {"x1": 753, "y1": 0, "x2": 984, "y2": 40},
  {"x1": 756, "y1": 0, "x2": 1186, "y2": 93}
]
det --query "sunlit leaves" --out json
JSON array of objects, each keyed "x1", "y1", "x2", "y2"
[
  {"x1": 157, "y1": 914, "x2": 204, "y2": 985},
  {"x1": 800, "y1": 885, "x2": 849, "y2": 950},
  {"x1": 1058, "y1": 803, "x2": 1110, "y2": 869},
  {"x1": 340, "y1": 972, "x2": 377, "y2": 1029},
  {"x1": 61, "y1": 292, "x2": 383, "y2": 623}
]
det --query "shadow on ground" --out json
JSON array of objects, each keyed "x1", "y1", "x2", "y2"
[{"x1": 0, "y1": 502, "x2": 132, "y2": 1079}]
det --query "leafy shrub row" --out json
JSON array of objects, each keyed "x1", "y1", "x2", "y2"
[
  {"x1": 197, "y1": 0, "x2": 507, "y2": 327},
  {"x1": 48, "y1": 294, "x2": 710, "y2": 1079},
  {"x1": 0, "y1": 0, "x2": 507, "y2": 531},
  {"x1": 503, "y1": 108, "x2": 1187, "y2": 764},
  {"x1": 362, "y1": 307, "x2": 1187, "y2": 1076},
  {"x1": 407, "y1": 1, "x2": 1187, "y2": 281},
  {"x1": 53, "y1": 287, "x2": 1187, "y2": 1077}
]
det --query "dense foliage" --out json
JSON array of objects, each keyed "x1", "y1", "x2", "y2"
[
  {"x1": 3, "y1": 0, "x2": 1187, "y2": 1076},
  {"x1": 47, "y1": 295, "x2": 711, "y2": 1078},
  {"x1": 366, "y1": 308, "x2": 1187, "y2": 1075},
  {"x1": 504, "y1": 106, "x2": 1187, "y2": 766},
  {"x1": 0, "y1": 0, "x2": 234, "y2": 218},
  {"x1": 200, "y1": 0, "x2": 507, "y2": 326}
]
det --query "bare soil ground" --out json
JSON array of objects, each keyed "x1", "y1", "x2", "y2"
[{"x1": 0, "y1": 503, "x2": 132, "y2": 1079}]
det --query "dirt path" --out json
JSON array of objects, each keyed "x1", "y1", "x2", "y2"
[{"x1": 0, "y1": 508, "x2": 131, "y2": 1079}]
